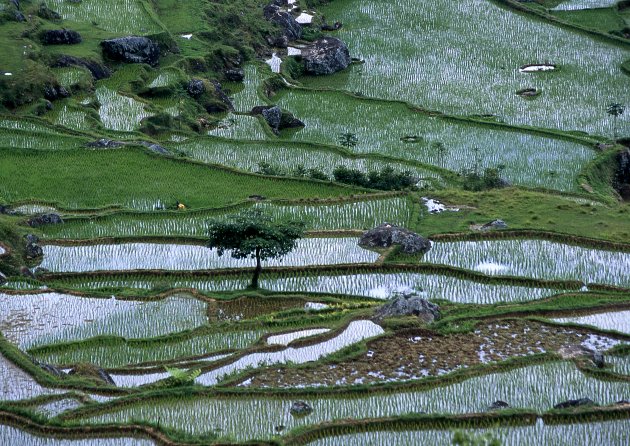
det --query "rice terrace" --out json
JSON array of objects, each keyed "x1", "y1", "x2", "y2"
[{"x1": 1, "y1": 0, "x2": 630, "y2": 444}]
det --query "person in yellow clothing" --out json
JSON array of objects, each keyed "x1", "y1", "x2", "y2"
[{"x1": 176, "y1": 201, "x2": 186, "y2": 210}]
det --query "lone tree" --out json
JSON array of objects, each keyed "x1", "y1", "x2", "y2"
[
  {"x1": 338, "y1": 132, "x2": 358, "y2": 149},
  {"x1": 207, "y1": 209, "x2": 305, "y2": 288},
  {"x1": 607, "y1": 103, "x2": 625, "y2": 139}
]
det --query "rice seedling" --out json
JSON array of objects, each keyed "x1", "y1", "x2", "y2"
[
  {"x1": 0, "y1": 424, "x2": 154, "y2": 446},
  {"x1": 39, "y1": 238, "x2": 378, "y2": 272},
  {"x1": 83, "y1": 361, "x2": 630, "y2": 440},
  {"x1": 228, "y1": 64, "x2": 271, "y2": 113},
  {"x1": 606, "y1": 354, "x2": 630, "y2": 376},
  {"x1": 0, "y1": 127, "x2": 86, "y2": 150},
  {"x1": 0, "y1": 352, "x2": 62, "y2": 401},
  {"x1": 207, "y1": 114, "x2": 268, "y2": 140},
  {"x1": 95, "y1": 87, "x2": 152, "y2": 132},
  {"x1": 147, "y1": 68, "x2": 182, "y2": 89},
  {"x1": 53, "y1": 67, "x2": 92, "y2": 89},
  {"x1": 175, "y1": 137, "x2": 442, "y2": 182},
  {"x1": 274, "y1": 90, "x2": 592, "y2": 191},
  {"x1": 551, "y1": 0, "x2": 620, "y2": 11},
  {"x1": 39, "y1": 196, "x2": 413, "y2": 238},
  {"x1": 309, "y1": 0, "x2": 630, "y2": 136},
  {"x1": 307, "y1": 419, "x2": 630, "y2": 446},
  {"x1": 45, "y1": 0, "x2": 163, "y2": 34},
  {"x1": 259, "y1": 272, "x2": 563, "y2": 304},
  {"x1": 552, "y1": 310, "x2": 630, "y2": 335},
  {"x1": 0, "y1": 292, "x2": 208, "y2": 349},
  {"x1": 196, "y1": 320, "x2": 384, "y2": 385},
  {"x1": 49, "y1": 103, "x2": 92, "y2": 132},
  {"x1": 422, "y1": 240, "x2": 630, "y2": 286},
  {"x1": 33, "y1": 329, "x2": 266, "y2": 369},
  {"x1": 0, "y1": 148, "x2": 357, "y2": 210}
]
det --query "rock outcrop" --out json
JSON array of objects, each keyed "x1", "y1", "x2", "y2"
[
  {"x1": 251, "y1": 105, "x2": 304, "y2": 134},
  {"x1": 41, "y1": 29, "x2": 82, "y2": 45},
  {"x1": 187, "y1": 79, "x2": 205, "y2": 98},
  {"x1": 359, "y1": 223, "x2": 431, "y2": 255},
  {"x1": 27, "y1": 213, "x2": 63, "y2": 227},
  {"x1": 480, "y1": 219, "x2": 508, "y2": 231},
  {"x1": 43, "y1": 85, "x2": 70, "y2": 101},
  {"x1": 264, "y1": 3, "x2": 302, "y2": 47},
  {"x1": 374, "y1": 292, "x2": 440, "y2": 323},
  {"x1": 224, "y1": 68, "x2": 245, "y2": 82},
  {"x1": 101, "y1": 36, "x2": 160, "y2": 66},
  {"x1": 302, "y1": 37, "x2": 351, "y2": 75},
  {"x1": 54, "y1": 55, "x2": 111, "y2": 80}
]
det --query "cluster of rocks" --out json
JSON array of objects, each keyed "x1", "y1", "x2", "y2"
[
  {"x1": 485, "y1": 398, "x2": 629, "y2": 411},
  {"x1": 290, "y1": 401, "x2": 313, "y2": 416},
  {"x1": 359, "y1": 223, "x2": 432, "y2": 255},
  {"x1": 263, "y1": 1, "x2": 351, "y2": 76},
  {"x1": 24, "y1": 234, "x2": 43, "y2": 260},
  {"x1": 26, "y1": 213, "x2": 63, "y2": 228}
]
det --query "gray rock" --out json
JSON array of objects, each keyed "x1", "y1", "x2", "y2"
[
  {"x1": 0, "y1": 271, "x2": 6, "y2": 285},
  {"x1": 187, "y1": 79, "x2": 205, "y2": 98},
  {"x1": 262, "y1": 106, "x2": 282, "y2": 133},
  {"x1": 27, "y1": 213, "x2": 63, "y2": 227},
  {"x1": 44, "y1": 85, "x2": 70, "y2": 101},
  {"x1": 42, "y1": 29, "x2": 82, "y2": 45},
  {"x1": 211, "y1": 80, "x2": 234, "y2": 111},
  {"x1": 101, "y1": 36, "x2": 160, "y2": 66},
  {"x1": 14, "y1": 11, "x2": 26, "y2": 22},
  {"x1": 553, "y1": 398, "x2": 596, "y2": 410},
  {"x1": 374, "y1": 294, "x2": 440, "y2": 323},
  {"x1": 54, "y1": 55, "x2": 111, "y2": 80},
  {"x1": 24, "y1": 234, "x2": 39, "y2": 244},
  {"x1": 359, "y1": 223, "x2": 431, "y2": 255},
  {"x1": 68, "y1": 365, "x2": 116, "y2": 386},
  {"x1": 480, "y1": 219, "x2": 508, "y2": 231},
  {"x1": 302, "y1": 37, "x2": 351, "y2": 75},
  {"x1": 31, "y1": 358, "x2": 66, "y2": 377},
  {"x1": 592, "y1": 351, "x2": 605, "y2": 369},
  {"x1": 264, "y1": 4, "x2": 302, "y2": 44},
  {"x1": 86, "y1": 139, "x2": 123, "y2": 149},
  {"x1": 25, "y1": 243, "x2": 43, "y2": 259},
  {"x1": 488, "y1": 400, "x2": 510, "y2": 411},
  {"x1": 224, "y1": 68, "x2": 244, "y2": 82},
  {"x1": 290, "y1": 401, "x2": 313, "y2": 416}
]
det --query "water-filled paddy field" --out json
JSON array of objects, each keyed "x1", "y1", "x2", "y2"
[
  {"x1": 39, "y1": 238, "x2": 378, "y2": 272},
  {"x1": 422, "y1": 239, "x2": 630, "y2": 286},
  {"x1": 79, "y1": 361, "x2": 630, "y2": 440}
]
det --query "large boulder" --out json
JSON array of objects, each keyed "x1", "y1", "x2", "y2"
[
  {"x1": 264, "y1": 4, "x2": 302, "y2": 46},
  {"x1": 187, "y1": 79, "x2": 205, "y2": 98},
  {"x1": 54, "y1": 55, "x2": 111, "y2": 80},
  {"x1": 480, "y1": 219, "x2": 508, "y2": 231},
  {"x1": 101, "y1": 36, "x2": 160, "y2": 66},
  {"x1": 488, "y1": 400, "x2": 510, "y2": 411},
  {"x1": 43, "y1": 85, "x2": 70, "y2": 101},
  {"x1": 251, "y1": 106, "x2": 304, "y2": 133},
  {"x1": 41, "y1": 29, "x2": 82, "y2": 45},
  {"x1": 374, "y1": 292, "x2": 440, "y2": 323},
  {"x1": 262, "y1": 106, "x2": 282, "y2": 132},
  {"x1": 27, "y1": 213, "x2": 63, "y2": 227},
  {"x1": 25, "y1": 242, "x2": 43, "y2": 259},
  {"x1": 302, "y1": 37, "x2": 351, "y2": 75},
  {"x1": 359, "y1": 223, "x2": 431, "y2": 255}
]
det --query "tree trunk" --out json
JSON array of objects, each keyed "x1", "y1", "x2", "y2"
[{"x1": 251, "y1": 247, "x2": 262, "y2": 289}]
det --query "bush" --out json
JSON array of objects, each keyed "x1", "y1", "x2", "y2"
[{"x1": 462, "y1": 167, "x2": 508, "y2": 191}]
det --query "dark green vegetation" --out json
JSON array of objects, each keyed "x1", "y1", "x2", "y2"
[{"x1": 0, "y1": 0, "x2": 629, "y2": 445}]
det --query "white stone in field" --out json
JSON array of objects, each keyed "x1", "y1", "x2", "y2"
[
  {"x1": 474, "y1": 261, "x2": 509, "y2": 275},
  {"x1": 180, "y1": 34, "x2": 193, "y2": 39},
  {"x1": 519, "y1": 64, "x2": 555, "y2": 73},
  {"x1": 287, "y1": 46, "x2": 302, "y2": 56},
  {"x1": 296, "y1": 13, "x2": 313, "y2": 24},
  {"x1": 266, "y1": 53, "x2": 282, "y2": 73}
]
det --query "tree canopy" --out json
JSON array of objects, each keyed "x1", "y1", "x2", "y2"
[{"x1": 207, "y1": 209, "x2": 305, "y2": 288}]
